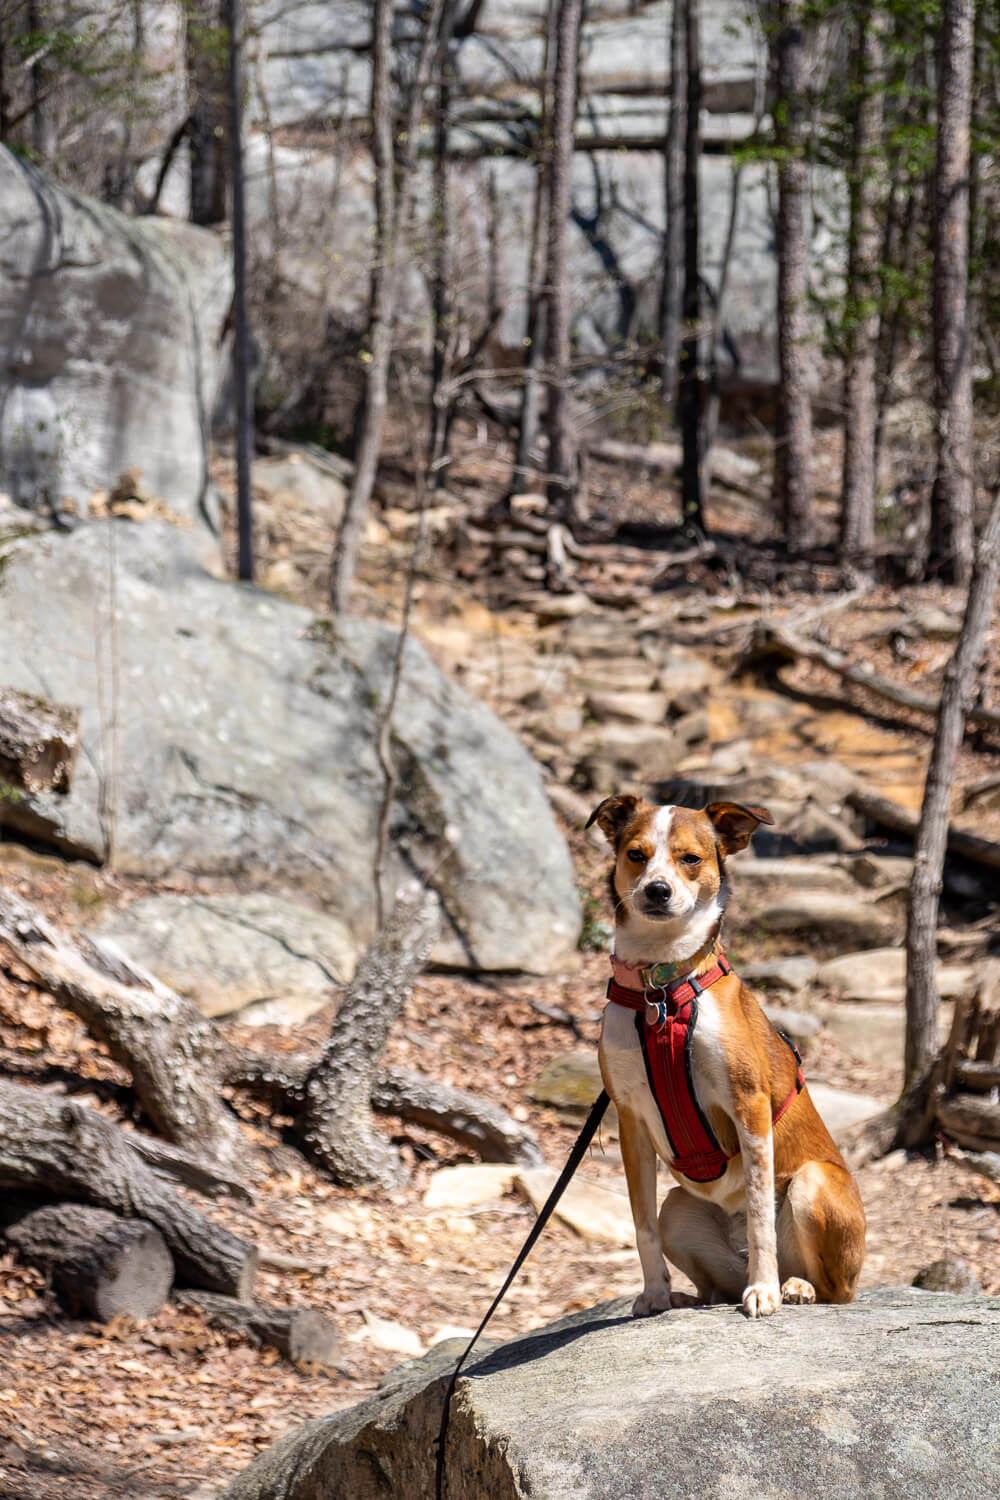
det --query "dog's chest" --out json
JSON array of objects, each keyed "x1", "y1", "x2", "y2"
[{"x1": 600, "y1": 990, "x2": 743, "y2": 1206}]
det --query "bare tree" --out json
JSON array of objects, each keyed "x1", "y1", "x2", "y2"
[
  {"x1": 929, "y1": 0, "x2": 975, "y2": 585},
  {"x1": 543, "y1": 0, "x2": 584, "y2": 524},
  {"x1": 187, "y1": 0, "x2": 228, "y2": 226},
  {"x1": 330, "y1": 0, "x2": 446, "y2": 616},
  {"x1": 227, "y1": 0, "x2": 253, "y2": 581},
  {"x1": 427, "y1": 11, "x2": 457, "y2": 490},
  {"x1": 0, "y1": 9, "x2": 7, "y2": 142},
  {"x1": 903, "y1": 488, "x2": 1000, "y2": 1100},
  {"x1": 426, "y1": 2, "x2": 486, "y2": 490},
  {"x1": 839, "y1": 2, "x2": 884, "y2": 580},
  {"x1": 512, "y1": 0, "x2": 559, "y2": 494},
  {"x1": 772, "y1": 0, "x2": 814, "y2": 550},
  {"x1": 659, "y1": 0, "x2": 686, "y2": 411},
  {"x1": 677, "y1": 0, "x2": 703, "y2": 534}
]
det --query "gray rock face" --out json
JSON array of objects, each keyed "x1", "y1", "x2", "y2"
[
  {"x1": 224, "y1": 1289, "x2": 1000, "y2": 1500},
  {"x1": 132, "y1": 2, "x2": 839, "y2": 384},
  {"x1": 0, "y1": 522, "x2": 580, "y2": 973},
  {"x1": 0, "y1": 150, "x2": 230, "y2": 550}
]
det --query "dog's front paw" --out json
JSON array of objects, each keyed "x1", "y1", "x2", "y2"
[
  {"x1": 632, "y1": 1284, "x2": 673, "y2": 1318},
  {"x1": 741, "y1": 1282, "x2": 782, "y2": 1318},
  {"x1": 780, "y1": 1277, "x2": 816, "y2": 1305}
]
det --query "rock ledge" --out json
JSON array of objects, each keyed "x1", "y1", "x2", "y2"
[{"x1": 225, "y1": 1288, "x2": 1000, "y2": 1500}]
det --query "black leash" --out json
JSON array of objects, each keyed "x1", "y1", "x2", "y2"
[{"x1": 433, "y1": 1089, "x2": 611, "y2": 1500}]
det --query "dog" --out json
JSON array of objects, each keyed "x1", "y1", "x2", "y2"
[{"x1": 588, "y1": 794, "x2": 866, "y2": 1320}]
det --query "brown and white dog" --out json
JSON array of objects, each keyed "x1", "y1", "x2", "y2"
[{"x1": 588, "y1": 794, "x2": 866, "y2": 1320}]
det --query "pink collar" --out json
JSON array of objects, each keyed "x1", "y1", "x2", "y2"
[{"x1": 610, "y1": 945, "x2": 721, "y2": 993}]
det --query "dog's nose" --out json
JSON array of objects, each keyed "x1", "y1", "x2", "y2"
[{"x1": 644, "y1": 881, "x2": 672, "y2": 907}]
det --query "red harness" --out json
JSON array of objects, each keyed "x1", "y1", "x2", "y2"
[{"x1": 607, "y1": 954, "x2": 805, "y2": 1183}]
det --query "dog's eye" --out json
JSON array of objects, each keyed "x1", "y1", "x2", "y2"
[
  {"x1": 626, "y1": 847, "x2": 648, "y2": 864},
  {"x1": 679, "y1": 852, "x2": 702, "y2": 866}
]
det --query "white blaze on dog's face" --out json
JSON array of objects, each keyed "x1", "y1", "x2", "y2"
[{"x1": 587, "y1": 795, "x2": 773, "y2": 961}]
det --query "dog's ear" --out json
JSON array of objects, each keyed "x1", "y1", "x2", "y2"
[
  {"x1": 586, "y1": 793, "x2": 641, "y2": 846},
  {"x1": 705, "y1": 801, "x2": 773, "y2": 856}
]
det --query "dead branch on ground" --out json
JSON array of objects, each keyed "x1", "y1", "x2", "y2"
[
  {"x1": 845, "y1": 785, "x2": 1000, "y2": 875},
  {"x1": 743, "y1": 619, "x2": 1000, "y2": 732},
  {"x1": 173, "y1": 1290, "x2": 341, "y2": 1366}
]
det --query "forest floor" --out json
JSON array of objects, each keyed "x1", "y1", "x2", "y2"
[{"x1": 1, "y1": 418, "x2": 999, "y2": 1499}]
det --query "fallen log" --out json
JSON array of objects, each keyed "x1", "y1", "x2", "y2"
[
  {"x1": 0, "y1": 686, "x2": 80, "y2": 794},
  {"x1": 174, "y1": 1290, "x2": 341, "y2": 1367},
  {"x1": 936, "y1": 1094, "x2": 1000, "y2": 1149},
  {"x1": 0, "y1": 1080, "x2": 257, "y2": 1298},
  {"x1": 844, "y1": 785, "x2": 1000, "y2": 875},
  {"x1": 1, "y1": 1199, "x2": 173, "y2": 1320},
  {"x1": 744, "y1": 621, "x2": 1000, "y2": 732},
  {"x1": 0, "y1": 889, "x2": 242, "y2": 1160},
  {"x1": 585, "y1": 437, "x2": 763, "y2": 498},
  {"x1": 952, "y1": 1059, "x2": 1000, "y2": 1091}
]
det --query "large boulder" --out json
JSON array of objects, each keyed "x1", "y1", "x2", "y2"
[
  {"x1": 224, "y1": 1288, "x2": 1000, "y2": 1500},
  {"x1": 0, "y1": 149, "x2": 229, "y2": 551},
  {"x1": 0, "y1": 522, "x2": 581, "y2": 973}
]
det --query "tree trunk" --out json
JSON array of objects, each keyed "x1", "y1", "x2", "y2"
[
  {"x1": 659, "y1": 0, "x2": 686, "y2": 411},
  {"x1": 0, "y1": 1080, "x2": 257, "y2": 1297},
  {"x1": 330, "y1": 0, "x2": 395, "y2": 616},
  {"x1": 0, "y1": 686, "x2": 79, "y2": 794},
  {"x1": 296, "y1": 888, "x2": 440, "y2": 1188},
  {"x1": 676, "y1": 0, "x2": 703, "y2": 534},
  {"x1": 227, "y1": 0, "x2": 254, "y2": 582},
  {"x1": 187, "y1": 0, "x2": 228, "y2": 225},
  {"x1": 0, "y1": 889, "x2": 241, "y2": 1160},
  {"x1": 2, "y1": 1199, "x2": 173, "y2": 1321},
  {"x1": 840, "y1": 5, "x2": 884, "y2": 580},
  {"x1": 904, "y1": 489, "x2": 1000, "y2": 1091},
  {"x1": 513, "y1": 0, "x2": 559, "y2": 494},
  {"x1": 330, "y1": 0, "x2": 446, "y2": 615},
  {"x1": 426, "y1": 2, "x2": 467, "y2": 490},
  {"x1": 0, "y1": 8, "x2": 7, "y2": 143},
  {"x1": 772, "y1": 0, "x2": 814, "y2": 550},
  {"x1": 929, "y1": 0, "x2": 975, "y2": 586},
  {"x1": 26, "y1": 0, "x2": 46, "y2": 157},
  {"x1": 428, "y1": 66, "x2": 453, "y2": 490},
  {"x1": 543, "y1": 0, "x2": 584, "y2": 524}
]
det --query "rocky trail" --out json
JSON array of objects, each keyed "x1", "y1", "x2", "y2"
[{"x1": 1, "y1": 435, "x2": 999, "y2": 1499}]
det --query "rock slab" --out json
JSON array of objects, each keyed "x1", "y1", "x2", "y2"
[
  {"x1": 224, "y1": 1289, "x2": 1000, "y2": 1500},
  {"x1": 93, "y1": 892, "x2": 358, "y2": 1021}
]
